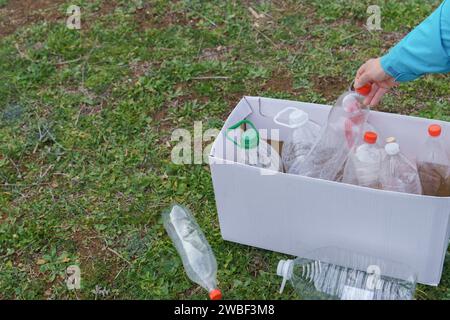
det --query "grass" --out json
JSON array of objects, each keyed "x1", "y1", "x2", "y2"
[{"x1": 0, "y1": 0, "x2": 449, "y2": 300}]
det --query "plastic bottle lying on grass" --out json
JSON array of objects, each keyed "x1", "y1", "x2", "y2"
[
  {"x1": 163, "y1": 204, "x2": 222, "y2": 300},
  {"x1": 272, "y1": 107, "x2": 321, "y2": 173},
  {"x1": 277, "y1": 247, "x2": 416, "y2": 300},
  {"x1": 380, "y1": 137, "x2": 422, "y2": 195},
  {"x1": 226, "y1": 119, "x2": 282, "y2": 172},
  {"x1": 294, "y1": 84, "x2": 372, "y2": 181}
]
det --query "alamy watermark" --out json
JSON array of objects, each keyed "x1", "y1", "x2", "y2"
[
  {"x1": 66, "y1": 265, "x2": 81, "y2": 290},
  {"x1": 171, "y1": 121, "x2": 219, "y2": 165},
  {"x1": 66, "y1": 5, "x2": 81, "y2": 30},
  {"x1": 365, "y1": 265, "x2": 382, "y2": 290},
  {"x1": 366, "y1": 5, "x2": 382, "y2": 31},
  {"x1": 170, "y1": 121, "x2": 281, "y2": 176}
]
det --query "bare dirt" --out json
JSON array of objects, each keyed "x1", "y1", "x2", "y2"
[
  {"x1": 263, "y1": 69, "x2": 295, "y2": 93},
  {"x1": 312, "y1": 75, "x2": 348, "y2": 101},
  {"x1": 71, "y1": 228, "x2": 121, "y2": 282},
  {"x1": 133, "y1": 0, "x2": 199, "y2": 31},
  {"x1": 0, "y1": 0, "x2": 124, "y2": 38},
  {"x1": 0, "y1": 0, "x2": 66, "y2": 38}
]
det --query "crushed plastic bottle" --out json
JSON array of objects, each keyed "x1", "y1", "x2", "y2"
[
  {"x1": 380, "y1": 137, "x2": 422, "y2": 194},
  {"x1": 272, "y1": 107, "x2": 321, "y2": 173},
  {"x1": 226, "y1": 119, "x2": 282, "y2": 172},
  {"x1": 163, "y1": 204, "x2": 222, "y2": 300},
  {"x1": 277, "y1": 247, "x2": 416, "y2": 300},
  {"x1": 417, "y1": 124, "x2": 450, "y2": 197},
  {"x1": 342, "y1": 131, "x2": 382, "y2": 189},
  {"x1": 294, "y1": 84, "x2": 372, "y2": 181}
]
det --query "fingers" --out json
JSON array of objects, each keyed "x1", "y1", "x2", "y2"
[
  {"x1": 363, "y1": 84, "x2": 388, "y2": 106},
  {"x1": 354, "y1": 64, "x2": 366, "y2": 89},
  {"x1": 363, "y1": 83, "x2": 379, "y2": 105},
  {"x1": 354, "y1": 70, "x2": 373, "y2": 89},
  {"x1": 369, "y1": 87, "x2": 389, "y2": 106},
  {"x1": 354, "y1": 58, "x2": 395, "y2": 106},
  {"x1": 356, "y1": 63, "x2": 366, "y2": 78},
  {"x1": 355, "y1": 58, "x2": 392, "y2": 89}
]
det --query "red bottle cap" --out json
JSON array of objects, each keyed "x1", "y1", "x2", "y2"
[
  {"x1": 355, "y1": 83, "x2": 372, "y2": 96},
  {"x1": 428, "y1": 124, "x2": 442, "y2": 137},
  {"x1": 364, "y1": 131, "x2": 377, "y2": 144},
  {"x1": 209, "y1": 289, "x2": 222, "y2": 300}
]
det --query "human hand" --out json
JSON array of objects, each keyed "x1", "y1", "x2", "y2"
[{"x1": 354, "y1": 58, "x2": 397, "y2": 106}]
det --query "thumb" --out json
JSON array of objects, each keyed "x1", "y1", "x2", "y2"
[{"x1": 354, "y1": 71, "x2": 373, "y2": 89}]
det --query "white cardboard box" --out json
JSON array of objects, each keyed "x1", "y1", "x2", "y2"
[{"x1": 209, "y1": 96, "x2": 450, "y2": 286}]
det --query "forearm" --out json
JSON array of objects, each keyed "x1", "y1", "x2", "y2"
[{"x1": 380, "y1": 0, "x2": 450, "y2": 82}]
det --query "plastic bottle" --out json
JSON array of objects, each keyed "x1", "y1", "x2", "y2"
[
  {"x1": 276, "y1": 247, "x2": 416, "y2": 300},
  {"x1": 162, "y1": 204, "x2": 222, "y2": 300},
  {"x1": 295, "y1": 84, "x2": 372, "y2": 181},
  {"x1": 380, "y1": 137, "x2": 422, "y2": 195},
  {"x1": 356, "y1": 122, "x2": 379, "y2": 147},
  {"x1": 226, "y1": 119, "x2": 282, "y2": 172},
  {"x1": 342, "y1": 131, "x2": 382, "y2": 189},
  {"x1": 272, "y1": 107, "x2": 321, "y2": 173},
  {"x1": 417, "y1": 124, "x2": 450, "y2": 196},
  {"x1": 335, "y1": 122, "x2": 379, "y2": 182}
]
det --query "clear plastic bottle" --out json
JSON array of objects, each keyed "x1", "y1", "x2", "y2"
[
  {"x1": 296, "y1": 84, "x2": 372, "y2": 181},
  {"x1": 380, "y1": 137, "x2": 422, "y2": 195},
  {"x1": 277, "y1": 247, "x2": 416, "y2": 300},
  {"x1": 272, "y1": 108, "x2": 321, "y2": 173},
  {"x1": 342, "y1": 131, "x2": 382, "y2": 189},
  {"x1": 226, "y1": 120, "x2": 282, "y2": 172},
  {"x1": 335, "y1": 122, "x2": 379, "y2": 182},
  {"x1": 417, "y1": 124, "x2": 450, "y2": 196},
  {"x1": 163, "y1": 204, "x2": 222, "y2": 300}
]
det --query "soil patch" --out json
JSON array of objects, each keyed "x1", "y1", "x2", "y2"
[
  {"x1": 263, "y1": 69, "x2": 294, "y2": 93},
  {"x1": 312, "y1": 75, "x2": 347, "y2": 101},
  {"x1": 0, "y1": 0, "x2": 66, "y2": 38}
]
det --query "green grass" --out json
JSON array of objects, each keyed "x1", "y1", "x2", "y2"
[{"x1": 0, "y1": 0, "x2": 449, "y2": 300}]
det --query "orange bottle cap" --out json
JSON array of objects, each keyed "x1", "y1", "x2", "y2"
[
  {"x1": 209, "y1": 289, "x2": 222, "y2": 300},
  {"x1": 428, "y1": 124, "x2": 441, "y2": 137},
  {"x1": 364, "y1": 131, "x2": 377, "y2": 144},
  {"x1": 355, "y1": 83, "x2": 372, "y2": 96}
]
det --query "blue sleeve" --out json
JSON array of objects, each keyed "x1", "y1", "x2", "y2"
[{"x1": 380, "y1": 0, "x2": 450, "y2": 82}]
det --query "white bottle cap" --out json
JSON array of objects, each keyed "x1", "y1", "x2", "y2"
[
  {"x1": 277, "y1": 259, "x2": 294, "y2": 294},
  {"x1": 385, "y1": 137, "x2": 396, "y2": 143},
  {"x1": 385, "y1": 142, "x2": 400, "y2": 156},
  {"x1": 289, "y1": 110, "x2": 309, "y2": 127}
]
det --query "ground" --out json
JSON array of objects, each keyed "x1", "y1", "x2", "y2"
[{"x1": 0, "y1": 0, "x2": 449, "y2": 300}]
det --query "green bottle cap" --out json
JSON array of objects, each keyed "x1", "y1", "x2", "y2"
[
  {"x1": 226, "y1": 119, "x2": 260, "y2": 149},
  {"x1": 241, "y1": 129, "x2": 259, "y2": 149}
]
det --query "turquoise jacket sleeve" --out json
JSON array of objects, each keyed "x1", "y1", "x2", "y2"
[{"x1": 380, "y1": 0, "x2": 450, "y2": 82}]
